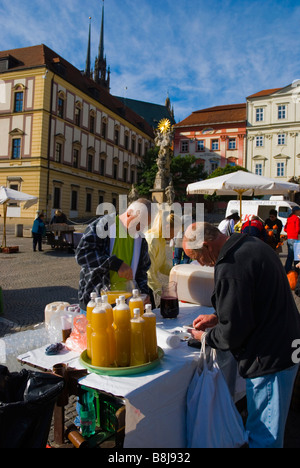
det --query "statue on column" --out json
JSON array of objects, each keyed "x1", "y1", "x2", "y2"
[
  {"x1": 128, "y1": 184, "x2": 139, "y2": 204},
  {"x1": 152, "y1": 119, "x2": 174, "y2": 204}
]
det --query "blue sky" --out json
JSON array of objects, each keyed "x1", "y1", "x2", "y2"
[{"x1": 1, "y1": 0, "x2": 300, "y2": 122}]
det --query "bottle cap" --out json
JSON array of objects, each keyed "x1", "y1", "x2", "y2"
[
  {"x1": 102, "y1": 295, "x2": 108, "y2": 302},
  {"x1": 90, "y1": 292, "x2": 97, "y2": 298},
  {"x1": 132, "y1": 289, "x2": 139, "y2": 296}
]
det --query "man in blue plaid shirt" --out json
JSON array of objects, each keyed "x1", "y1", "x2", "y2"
[{"x1": 75, "y1": 199, "x2": 152, "y2": 311}]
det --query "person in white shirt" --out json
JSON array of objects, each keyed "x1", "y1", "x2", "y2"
[{"x1": 218, "y1": 212, "x2": 240, "y2": 236}]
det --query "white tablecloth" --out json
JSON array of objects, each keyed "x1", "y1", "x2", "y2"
[
  {"x1": 78, "y1": 303, "x2": 211, "y2": 448},
  {"x1": 18, "y1": 303, "x2": 244, "y2": 448}
]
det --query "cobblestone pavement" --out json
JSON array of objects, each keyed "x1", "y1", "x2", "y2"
[{"x1": 0, "y1": 227, "x2": 299, "y2": 448}]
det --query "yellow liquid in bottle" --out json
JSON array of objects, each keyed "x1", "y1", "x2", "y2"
[
  {"x1": 102, "y1": 296, "x2": 116, "y2": 366},
  {"x1": 113, "y1": 297, "x2": 131, "y2": 367},
  {"x1": 102, "y1": 291, "x2": 132, "y2": 305},
  {"x1": 91, "y1": 308, "x2": 110, "y2": 367},
  {"x1": 86, "y1": 293, "x2": 97, "y2": 359},
  {"x1": 129, "y1": 290, "x2": 144, "y2": 318},
  {"x1": 130, "y1": 309, "x2": 146, "y2": 366},
  {"x1": 143, "y1": 311, "x2": 158, "y2": 362}
]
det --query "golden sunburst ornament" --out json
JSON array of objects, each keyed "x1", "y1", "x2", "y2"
[{"x1": 158, "y1": 118, "x2": 171, "y2": 134}]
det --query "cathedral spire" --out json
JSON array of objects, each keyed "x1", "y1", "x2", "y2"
[
  {"x1": 84, "y1": 17, "x2": 92, "y2": 78},
  {"x1": 98, "y1": 2, "x2": 104, "y2": 62},
  {"x1": 94, "y1": 0, "x2": 110, "y2": 90}
]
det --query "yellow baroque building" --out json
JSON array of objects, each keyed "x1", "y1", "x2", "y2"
[{"x1": 0, "y1": 44, "x2": 154, "y2": 225}]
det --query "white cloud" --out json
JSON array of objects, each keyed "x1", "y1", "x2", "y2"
[{"x1": 1, "y1": 0, "x2": 300, "y2": 122}]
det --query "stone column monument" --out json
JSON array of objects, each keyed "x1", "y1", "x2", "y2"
[{"x1": 151, "y1": 119, "x2": 175, "y2": 205}]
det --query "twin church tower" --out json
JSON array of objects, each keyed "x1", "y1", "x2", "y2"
[{"x1": 84, "y1": 1, "x2": 110, "y2": 90}]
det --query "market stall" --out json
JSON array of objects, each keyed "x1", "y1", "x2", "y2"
[
  {"x1": 18, "y1": 302, "x2": 244, "y2": 448},
  {"x1": 46, "y1": 223, "x2": 75, "y2": 250}
]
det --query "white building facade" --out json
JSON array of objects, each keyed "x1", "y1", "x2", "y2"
[{"x1": 246, "y1": 82, "x2": 300, "y2": 183}]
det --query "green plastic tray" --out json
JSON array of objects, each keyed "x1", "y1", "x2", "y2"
[{"x1": 80, "y1": 347, "x2": 164, "y2": 376}]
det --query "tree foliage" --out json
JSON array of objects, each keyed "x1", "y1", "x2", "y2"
[{"x1": 136, "y1": 148, "x2": 206, "y2": 202}]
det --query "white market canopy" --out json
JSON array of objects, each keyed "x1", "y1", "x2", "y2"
[
  {"x1": 186, "y1": 171, "x2": 300, "y2": 197},
  {"x1": 0, "y1": 186, "x2": 38, "y2": 209},
  {"x1": 0, "y1": 186, "x2": 38, "y2": 248},
  {"x1": 186, "y1": 170, "x2": 300, "y2": 220}
]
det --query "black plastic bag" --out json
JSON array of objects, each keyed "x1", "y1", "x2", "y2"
[{"x1": 0, "y1": 365, "x2": 64, "y2": 448}]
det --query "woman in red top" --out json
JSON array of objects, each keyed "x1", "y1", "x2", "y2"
[{"x1": 284, "y1": 206, "x2": 300, "y2": 273}]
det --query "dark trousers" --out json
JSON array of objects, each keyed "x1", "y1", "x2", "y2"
[{"x1": 32, "y1": 233, "x2": 42, "y2": 251}]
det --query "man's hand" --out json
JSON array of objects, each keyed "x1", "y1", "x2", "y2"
[
  {"x1": 193, "y1": 314, "x2": 218, "y2": 331},
  {"x1": 118, "y1": 262, "x2": 133, "y2": 280}
]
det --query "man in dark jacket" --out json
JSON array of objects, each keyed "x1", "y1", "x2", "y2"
[{"x1": 183, "y1": 222, "x2": 300, "y2": 448}]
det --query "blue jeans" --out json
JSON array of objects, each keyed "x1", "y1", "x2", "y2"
[
  {"x1": 245, "y1": 364, "x2": 299, "y2": 448},
  {"x1": 285, "y1": 239, "x2": 297, "y2": 273}
]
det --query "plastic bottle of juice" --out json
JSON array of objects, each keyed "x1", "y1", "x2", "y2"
[
  {"x1": 129, "y1": 289, "x2": 144, "y2": 318},
  {"x1": 86, "y1": 292, "x2": 98, "y2": 359},
  {"x1": 113, "y1": 295, "x2": 131, "y2": 367},
  {"x1": 101, "y1": 295, "x2": 116, "y2": 366},
  {"x1": 143, "y1": 304, "x2": 158, "y2": 362},
  {"x1": 113, "y1": 298, "x2": 120, "y2": 322},
  {"x1": 130, "y1": 308, "x2": 147, "y2": 366},
  {"x1": 91, "y1": 301, "x2": 110, "y2": 367}
]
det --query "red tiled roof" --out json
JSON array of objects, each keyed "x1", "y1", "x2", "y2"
[
  {"x1": 174, "y1": 103, "x2": 246, "y2": 127},
  {"x1": 0, "y1": 44, "x2": 154, "y2": 138},
  {"x1": 246, "y1": 88, "x2": 283, "y2": 99}
]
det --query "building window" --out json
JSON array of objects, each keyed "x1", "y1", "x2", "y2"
[
  {"x1": 86, "y1": 193, "x2": 92, "y2": 212},
  {"x1": 53, "y1": 187, "x2": 61, "y2": 209},
  {"x1": 14, "y1": 92, "x2": 23, "y2": 112},
  {"x1": 73, "y1": 148, "x2": 79, "y2": 168},
  {"x1": 131, "y1": 138, "x2": 136, "y2": 154},
  {"x1": 255, "y1": 163, "x2": 263, "y2": 176},
  {"x1": 101, "y1": 120, "x2": 107, "y2": 139},
  {"x1": 71, "y1": 190, "x2": 78, "y2": 211},
  {"x1": 211, "y1": 161, "x2": 219, "y2": 172},
  {"x1": 278, "y1": 133, "x2": 286, "y2": 145},
  {"x1": 123, "y1": 166, "x2": 128, "y2": 182},
  {"x1": 57, "y1": 97, "x2": 64, "y2": 118},
  {"x1": 124, "y1": 134, "x2": 129, "y2": 150},
  {"x1": 181, "y1": 140, "x2": 189, "y2": 152},
  {"x1": 131, "y1": 169, "x2": 135, "y2": 184},
  {"x1": 89, "y1": 113, "x2": 95, "y2": 133},
  {"x1": 138, "y1": 141, "x2": 142, "y2": 157},
  {"x1": 211, "y1": 140, "x2": 219, "y2": 151},
  {"x1": 11, "y1": 138, "x2": 21, "y2": 159},
  {"x1": 278, "y1": 105, "x2": 286, "y2": 120},
  {"x1": 255, "y1": 136, "x2": 264, "y2": 147},
  {"x1": 256, "y1": 108, "x2": 264, "y2": 122},
  {"x1": 100, "y1": 158, "x2": 105, "y2": 176},
  {"x1": 87, "y1": 154, "x2": 93, "y2": 172},
  {"x1": 75, "y1": 107, "x2": 81, "y2": 126},
  {"x1": 113, "y1": 163, "x2": 118, "y2": 179},
  {"x1": 228, "y1": 138, "x2": 236, "y2": 149},
  {"x1": 114, "y1": 128, "x2": 119, "y2": 146},
  {"x1": 55, "y1": 142, "x2": 62, "y2": 162},
  {"x1": 276, "y1": 162, "x2": 285, "y2": 177},
  {"x1": 197, "y1": 140, "x2": 205, "y2": 151}
]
